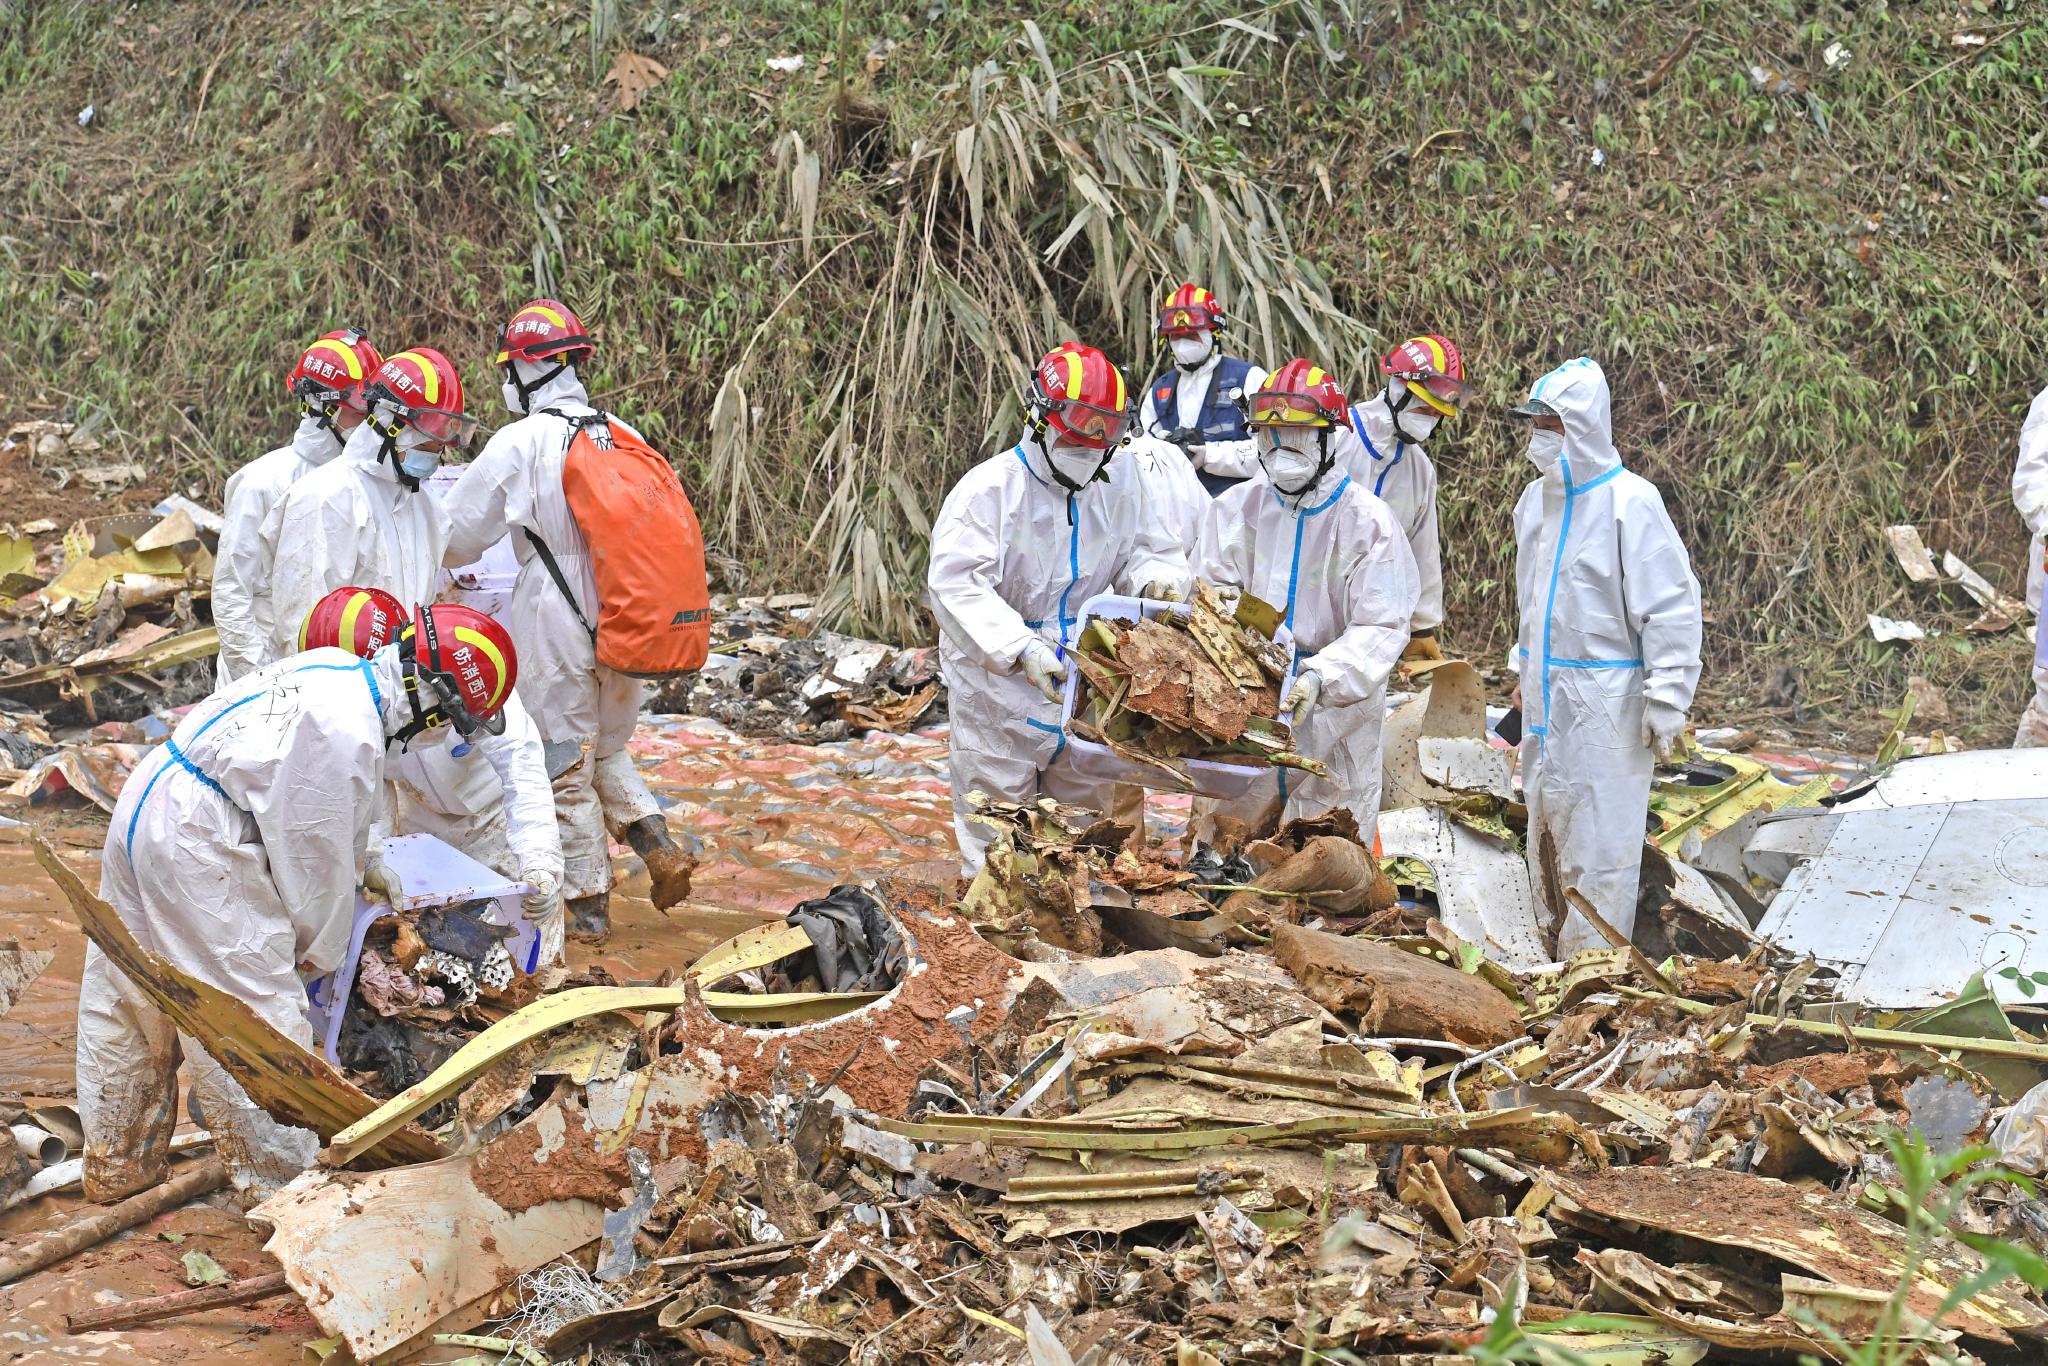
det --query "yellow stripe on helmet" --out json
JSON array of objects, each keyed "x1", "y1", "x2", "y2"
[
  {"x1": 521, "y1": 304, "x2": 568, "y2": 330},
  {"x1": 309, "y1": 338, "x2": 365, "y2": 380},
  {"x1": 1305, "y1": 367, "x2": 1327, "y2": 387},
  {"x1": 1111, "y1": 364, "x2": 1126, "y2": 411},
  {"x1": 452, "y1": 625, "x2": 509, "y2": 710},
  {"x1": 391, "y1": 350, "x2": 439, "y2": 405},
  {"x1": 1409, "y1": 336, "x2": 1448, "y2": 372},
  {"x1": 1061, "y1": 349, "x2": 1085, "y2": 401},
  {"x1": 336, "y1": 593, "x2": 368, "y2": 656}
]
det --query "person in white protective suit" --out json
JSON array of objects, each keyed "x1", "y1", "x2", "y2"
[
  {"x1": 77, "y1": 606, "x2": 521, "y2": 1202},
  {"x1": 440, "y1": 299, "x2": 695, "y2": 942},
  {"x1": 296, "y1": 586, "x2": 566, "y2": 964},
  {"x1": 267, "y1": 350, "x2": 564, "y2": 947},
  {"x1": 2012, "y1": 383, "x2": 2048, "y2": 747},
  {"x1": 1141, "y1": 284, "x2": 1269, "y2": 497},
  {"x1": 212, "y1": 328, "x2": 382, "y2": 684},
  {"x1": 1193, "y1": 359, "x2": 1419, "y2": 844},
  {"x1": 1332, "y1": 334, "x2": 1470, "y2": 664},
  {"x1": 928, "y1": 342, "x2": 1189, "y2": 874},
  {"x1": 1507, "y1": 357, "x2": 1702, "y2": 957}
]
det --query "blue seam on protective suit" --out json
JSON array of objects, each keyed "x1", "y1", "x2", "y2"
[
  {"x1": 1355, "y1": 421, "x2": 1406, "y2": 498},
  {"x1": 1273, "y1": 477, "x2": 1350, "y2": 801},
  {"x1": 1531, "y1": 363, "x2": 1637, "y2": 750},
  {"x1": 291, "y1": 655, "x2": 383, "y2": 713},
  {"x1": 1024, "y1": 716, "x2": 1067, "y2": 760},
  {"x1": 1056, "y1": 493, "x2": 1080, "y2": 648},
  {"x1": 123, "y1": 691, "x2": 262, "y2": 856}
]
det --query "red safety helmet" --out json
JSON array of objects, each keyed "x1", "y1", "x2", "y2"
[
  {"x1": 1155, "y1": 283, "x2": 1226, "y2": 338},
  {"x1": 1244, "y1": 359, "x2": 1349, "y2": 429},
  {"x1": 286, "y1": 329, "x2": 383, "y2": 417},
  {"x1": 401, "y1": 604, "x2": 518, "y2": 738},
  {"x1": 495, "y1": 299, "x2": 596, "y2": 367},
  {"x1": 1381, "y1": 334, "x2": 1468, "y2": 417},
  {"x1": 298, "y1": 586, "x2": 410, "y2": 657},
  {"x1": 1029, "y1": 342, "x2": 1130, "y2": 450},
  {"x1": 364, "y1": 348, "x2": 477, "y2": 449}
]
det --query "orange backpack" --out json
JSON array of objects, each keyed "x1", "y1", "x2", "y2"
[{"x1": 525, "y1": 409, "x2": 710, "y2": 678}]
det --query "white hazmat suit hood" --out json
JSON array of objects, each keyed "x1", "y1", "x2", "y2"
[
  {"x1": 502, "y1": 357, "x2": 588, "y2": 417},
  {"x1": 1510, "y1": 358, "x2": 1702, "y2": 956},
  {"x1": 928, "y1": 431, "x2": 1188, "y2": 872},
  {"x1": 1194, "y1": 458, "x2": 1418, "y2": 841},
  {"x1": 211, "y1": 416, "x2": 349, "y2": 684},
  {"x1": 78, "y1": 647, "x2": 411, "y2": 1203}
]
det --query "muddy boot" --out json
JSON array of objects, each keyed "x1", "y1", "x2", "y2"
[
  {"x1": 566, "y1": 892, "x2": 611, "y2": 944},
  {"x1": 624, "y1": 815, "x2": 695, "y2": 911}
]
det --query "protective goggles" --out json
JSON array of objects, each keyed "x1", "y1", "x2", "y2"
[
  {"x1": 1390, "y1": 367, "x2": 1470, "y2": 413},
  {"x1": 371, "y1": 390, "x2": 480, "y2": 450},
  {"x1": 1156, "y1": 303, "x2": 1222, "y2": 337},
  {"x1": 1242, "y1": 390, "x2": 1339, "y2": 429},
  {"x1": 291, "y1": 375, "x2": 359, "y2": 412},
  {"x1": 1049, "y1": 397, "x2": 1130, "y2": 450}
]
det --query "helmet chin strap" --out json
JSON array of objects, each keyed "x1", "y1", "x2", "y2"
[
  {"x1": 368, "y1": 413, "x2": 423, "y2": 492},
  {"x1": 506, "y1": 360, "x2": 570, "y2": 415},
  {"x1": 390, "y1": 650, "x2": 459, "y2": 750},
  {"x1": 1383, "y1": 383, "x2": 1436, "y2": 445}
]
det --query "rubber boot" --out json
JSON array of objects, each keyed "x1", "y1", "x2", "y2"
[
  {"x1": 624, "y1": 814, "x2": 695, "y2": 911},
  {"x1": 566, "y1": 892, "x2": 611, "y2": 944}
]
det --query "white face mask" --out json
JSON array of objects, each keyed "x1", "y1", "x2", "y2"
[
  {"x1": 1258, "y1": 432, "x2": 1322, "y2": 494},
  {"x1": 500, "y1": 381, "x2": 528, "y2": 416},
  {"x1": 1524, "y1": 428, "x2": 1565, "y2": 472},
  {"x1": 1049, "y1": 443, "x2": 1107, "y2": 487},
  {"x1": 1169, "y1": 335, "x2": 1214, "y2": 369},
  {"x1": 1388, "y1": 388, "x2": 1440, "y2": 444}
]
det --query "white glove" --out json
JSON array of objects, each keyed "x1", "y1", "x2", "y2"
[
  {"x1": 361, "y1": 856, "x2": 403, "y2": 906},
  {"x1": 1140, "y1": 580, "x2": 1182, "y2": 603},
  {"x1": 1284, "y1": 670, "x2": 1323, "y2": 729},
  {"x1": 1021, "y1": 640, "x2": 1067, "y2": 703},
  {"x1": 1642, "y1": 700, "x2": 1687, "y2": 762},
  {"x1": 520, "y1": 867, "x2": 561, "y2": 923}
]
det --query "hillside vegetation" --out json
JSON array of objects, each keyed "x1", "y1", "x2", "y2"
[{"x1": 2, "y1": 1, "x2": 2043, "y2": 740}]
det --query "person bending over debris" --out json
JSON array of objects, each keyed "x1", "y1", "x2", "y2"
[
  {"x1": 441, "y1": 300, "x2": 701, "y2": 942},
  {"x1": 212, "y1": 328, "x2": 382, "y2": 685},
  {"x1": 77, "y1": 606, "x2": 520, "y2": 1202},
  {"x1": 928, "y1": 342, "x2": 1189, "y2": 874},
  {"x1": 1141, "y1": 283, "x2": 1269, "y2": 497},
  {"x1": 1193, "y1": 359, "x2": 1418, "y2": 844},
  {"x1": 266, "y1": 353, "x2": 562, "y2": 938},
  {"x1": 299, "y1": 586, "x2": 565, "y2": 963},
  {"x1": 1333, "y1": 334, "x2": 1468, "y2": 664},
  {"x1": 2013, "y1": 381, "x2": 2048, "y2": 747},
  {"x1": 1507, "y1": 357, "x2": 1701, "y2": 956}
]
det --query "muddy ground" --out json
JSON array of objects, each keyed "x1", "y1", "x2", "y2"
[{"x1": 0, "y1": 716, "x2": 963, "y2": 1363}]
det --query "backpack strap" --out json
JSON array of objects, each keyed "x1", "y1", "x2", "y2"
[{"x1": 524, "y1": 406, "x2": 612, "y2": 642}]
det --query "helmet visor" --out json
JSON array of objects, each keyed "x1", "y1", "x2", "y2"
[
  {"x1": 1156, "y1": 303, "x2": 1221, "y2": 337},
  {"x1": 1395, "y1": 369, "x2": 1470, "y2": 414},
  {"x1": 402, "y1": 404, "x2": 481, "y2": 451},
  {"x1": 1245, "y1": 390, "x2": 1338, "y2": 429},
  {"x1": 1053, "y1": 398, "x2": 1129, "y2": 450}
]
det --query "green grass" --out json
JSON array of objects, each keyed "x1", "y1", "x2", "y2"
[{"x1": 0, "y1": 1, "x2": 2041, "y2": 740}]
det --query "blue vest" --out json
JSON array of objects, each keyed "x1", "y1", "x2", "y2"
[{"x1": 1148, "y1": 355, "x2": 1256, "y2": 444}]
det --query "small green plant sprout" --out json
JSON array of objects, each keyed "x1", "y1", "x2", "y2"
[{"x1": 1994, "y1": 965, "x2": 2048, "y2": 999}]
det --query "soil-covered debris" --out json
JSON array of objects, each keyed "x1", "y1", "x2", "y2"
[{"x1": 647, "y1": 593, "x2": 944, "y2": 743}]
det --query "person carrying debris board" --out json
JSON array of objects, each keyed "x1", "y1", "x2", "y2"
[
  {"x1": 1506, "y1": 357, "x2": 1702, "y2": 957},
  {"x1": 266, "y1": 351, "x2": 564, "y2": 942},
  {"x1": 929, "y1": 342, "x2": 1189, "y2": 874},
  {"x1": 1141, "y1": 284, "x2": 1269, "y2": 497},
  {"x1": 2013, "y1": 381, "x2": 2048, "y2": 747},
  {"x1": 1332, "y1": 335, "x2": 1468, "y2": 664},
  {"x1": 77, "y1": 607, "x2": 520, "y2": 1202},
  {"x1": 441, "y1": 300, "x2": 708, "y2": 943},
  {"x1": 212, "y1": 328, "x2": 383, "y2": 685},
  {"x1": 1192, "y1": 359, "x2": 1419, "y2": 844}
]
